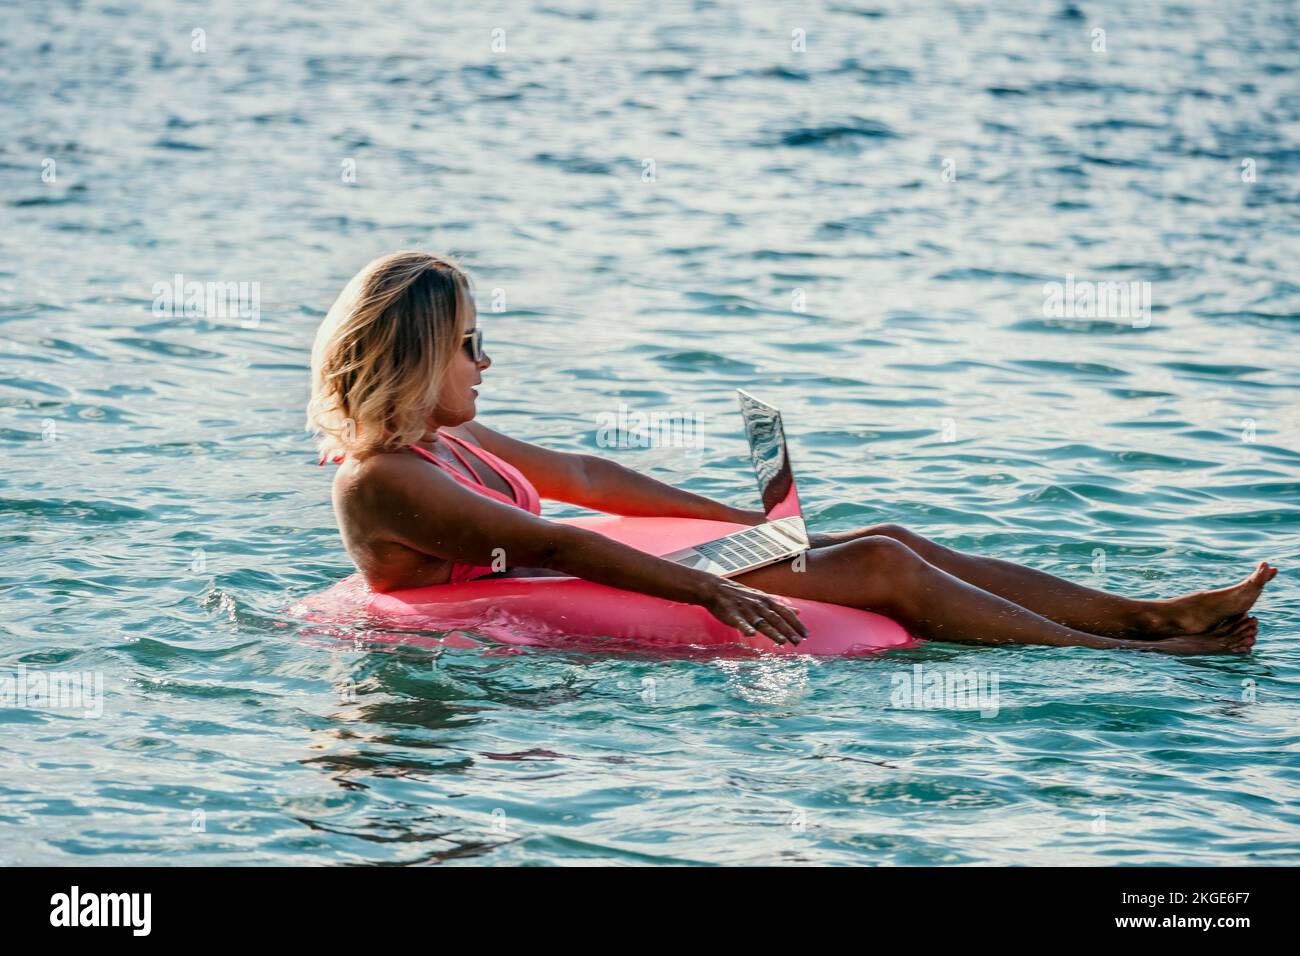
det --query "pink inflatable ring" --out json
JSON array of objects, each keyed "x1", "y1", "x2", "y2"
[{"x1": 294, "y1": 516, "x2": 916, "y2": 657}]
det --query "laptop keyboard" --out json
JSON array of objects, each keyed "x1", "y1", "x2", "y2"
[{"x1": 692, "y1": 527, "x2": 797, "y2": 572}]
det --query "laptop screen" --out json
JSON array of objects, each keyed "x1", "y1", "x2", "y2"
[{"x1": 737, "y1": 390, "x2": 804, "y2": 521}]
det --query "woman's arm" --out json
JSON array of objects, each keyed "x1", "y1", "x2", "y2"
[
  {"x1": 363, "y1": 455, "x2": 807, "y2": 644},
  {"x1": 573, "y1": 456, "x2": 766, "y2": 525},
  {"x1": 462, "y1": 420, "x2": 766, "y2": 525}
]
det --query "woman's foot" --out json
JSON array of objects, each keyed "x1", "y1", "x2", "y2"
[
  {"x1": 1136, "y1": 613, "x2": 1258, "y2": 655},
  {"x1": 1135, "y1": 561, "x2": 1277, "y2": 637}
]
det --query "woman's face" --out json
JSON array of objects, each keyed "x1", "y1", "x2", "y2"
[{"x1": 430, "y1": 301, "x2": 490, "y2": 428}]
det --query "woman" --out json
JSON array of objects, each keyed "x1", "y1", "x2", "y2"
[{"x1": 308, "y1": 252, "x2": 1273, "y2": 654}]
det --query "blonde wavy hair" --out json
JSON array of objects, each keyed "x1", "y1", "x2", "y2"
[{"x1": 307, "y1": 251, "x2": 473, "y2": 461}]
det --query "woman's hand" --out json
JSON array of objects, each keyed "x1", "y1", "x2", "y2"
[{"x1": 694, "y1": 576, "x2": 808, "y2": 646}]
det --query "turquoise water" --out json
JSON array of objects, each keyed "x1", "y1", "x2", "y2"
[{"x1": 3, "y1": 0, "x2": 1299, "y2": 864}]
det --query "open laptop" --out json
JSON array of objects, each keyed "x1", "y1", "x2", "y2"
[{"x1": 660, "y1": 389, "x2": 809, "y2": 577}]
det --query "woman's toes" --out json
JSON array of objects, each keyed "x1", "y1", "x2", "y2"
[
  {"x1": 1211, "y1": 613, "x2": 1249, "y2": 637},
  {"x1": 1232, "y1": 617, "x2": 1259, "y2": 646}
]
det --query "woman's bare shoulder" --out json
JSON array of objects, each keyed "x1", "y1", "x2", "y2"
[{"x1": 334, "y1": 448, "x2": 437, "y2": 498}]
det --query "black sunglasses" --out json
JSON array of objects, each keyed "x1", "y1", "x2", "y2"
[{"x1": 461, "y1": 327, "x2": 484, "y2": 362}]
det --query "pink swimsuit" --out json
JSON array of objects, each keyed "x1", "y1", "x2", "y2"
[{"x1": 404, "y1": 432, "x2": 543, "y2": 583}]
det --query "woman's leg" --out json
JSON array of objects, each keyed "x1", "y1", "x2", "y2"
[
  {"x1": 807, "y1": 524, "x2": 1275, "y2": 639},
  {"x1": 734, "y1": 535, "x2": 1257, "y2": 654}
]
